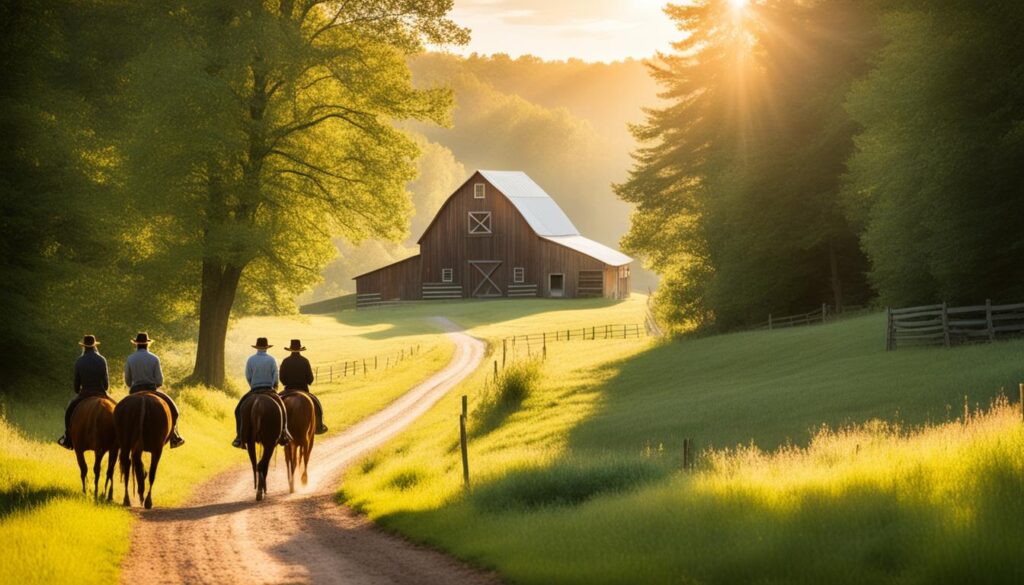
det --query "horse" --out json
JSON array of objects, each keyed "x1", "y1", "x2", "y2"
[
  {"x1": 114, "y1": 391, "x2": 172, "y2": 509},
  {"x1": 281, "y1": 391, "x2": 316, "y2": 493},
  {"x1": 69, "y1": 395, "x2": 119, "y2": 501},
  {"x1": 240, "y1": 392, "x2": 284, "y2": 501}
]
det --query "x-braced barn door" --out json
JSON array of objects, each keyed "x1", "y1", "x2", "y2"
[{"x1": 468, "y1": 260, "x2": 502, "y2": 298}]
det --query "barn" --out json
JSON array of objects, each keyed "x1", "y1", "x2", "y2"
[{"x1": 353, "y1": 170, "x2": 633, "y2": 307}]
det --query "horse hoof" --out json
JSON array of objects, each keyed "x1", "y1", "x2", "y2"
[
  {"x1": 144, "y1": 499, "x2": 153, "y2": 510},
  {"x1": 122, "y1": 499, "x2": 131, "y2": 507},
  {"x1": 256, "y1": 491, "x2": 264, "y2": 502}
]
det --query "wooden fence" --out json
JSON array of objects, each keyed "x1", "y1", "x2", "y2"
[
  {"x1": 886, "y1": 300, "x2": 1024, "y2": 350},
  {"x1": 757, "y1": 304, "x2": 830, "y2": 330},
  {"x1": 312, "y1": 344, "x2": 425, "y2": 381}
]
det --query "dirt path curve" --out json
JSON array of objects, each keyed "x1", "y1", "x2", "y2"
[{"x1": 121, "y1": 318, "x2": 499, "y2": 585}]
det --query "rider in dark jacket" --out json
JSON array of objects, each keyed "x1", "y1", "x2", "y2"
[
  {"x1": 279, "y1": 339, "x2": 328, "y2": 434},
  {"x1": 58, "y1": 335, "x2": 110, "y2": 449}
]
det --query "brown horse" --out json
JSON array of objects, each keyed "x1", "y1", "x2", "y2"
[
  {"x1": 114, "y1": 391, "x2": 172, "y2": 509},
  {"x1": 69, "y1": 395, "x2": 119, "y2": 501},
  {"x1": 282, "y1": 391, "x2": 316, "y2": 493},
  {"x1": 240, "y1": 392, "x2": 283, "y2": 501}
]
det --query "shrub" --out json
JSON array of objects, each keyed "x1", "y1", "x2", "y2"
[{"x1": 473, "y1": 359, "x2": 541, "y2": 434}]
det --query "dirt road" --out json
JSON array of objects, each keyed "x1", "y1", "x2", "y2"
[{"x1": 121, "y1": 319, "x2": 498, "y2": 584}]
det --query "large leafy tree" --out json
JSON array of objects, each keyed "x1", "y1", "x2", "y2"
[
  {"x1": 843, "y1": 0, "x2": 1024, "y2": 306},
  {"x1": 122, "y1": 1, "x2": 467, "y2": 386},
  {"x1": 617, "y1": 0, "x2": 876, "y2": 331}
]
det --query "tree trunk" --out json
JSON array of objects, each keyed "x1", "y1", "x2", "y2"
[
  {"x1": 828, "y1": 241, "x2": 844, "y2": 314},
  {"x1": 188, "y1": 260, "x2": 243, "y2": 387}
]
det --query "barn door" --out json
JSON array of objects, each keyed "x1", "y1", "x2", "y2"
[{"x1": 468, "y1": 260, "x2": 502, "y2": 298}]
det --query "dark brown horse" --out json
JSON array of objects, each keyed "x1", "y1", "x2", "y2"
[
  {"x1": 69, "y1": 395, "x2": 119, "y2": 501},
  {"x1": 114, "y1": 391, "x2": 172, "y2": 509},
  {"x1": 282, "y1": 391, "x2": 316, "y2": 493},
  {"x1": 240, "y1": 392, "x2": 283, "y2": 501}
]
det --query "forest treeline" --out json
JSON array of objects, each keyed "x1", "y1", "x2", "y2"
[
  {"x1": 0, "y1": 0, "x2": 467, "y2": 390},
  {"x1": 620, "y1": 0, "x2": 1024, "y2": 332}
]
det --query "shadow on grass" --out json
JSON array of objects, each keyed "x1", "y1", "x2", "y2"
[{"x1": 0, "y1": 483, "x2": 68, "y2": 519}]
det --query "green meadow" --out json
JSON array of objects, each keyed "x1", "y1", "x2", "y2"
[
  {"x1": 0, "y1": 312, "x2": 454, "y2": 584},
  {"x1": 340, "y1": 300, "x2": 1024, "y2": 584}
]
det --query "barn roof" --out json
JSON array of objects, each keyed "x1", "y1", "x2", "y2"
[
  {"x1": 543, "y1": 235, "x2": 633, "y2": 267},
  {"x1": 478, "y1": 170, "x2": 579, "y2": 237}
]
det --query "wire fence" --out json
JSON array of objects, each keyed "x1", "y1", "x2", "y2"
[{"x1": 312, "y1": 344, "x2": 425, "y2": 382}]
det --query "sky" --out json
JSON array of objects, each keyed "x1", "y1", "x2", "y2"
[{"x1": 445, "y1": 0, "x2": 680, "y2": 62}]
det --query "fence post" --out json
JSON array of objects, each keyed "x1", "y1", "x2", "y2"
[
  {"x1": 375, "y1": 356, "x2": 378, "y2": 370},
  {"x1": 363, "y1": 359, "x2": 367, "y2": 374},
  {"x1": 315, "y1": 366, "x2": 319, "y2": 380},
  {"x1": 885, "y1": 307, "x2": 893, "y2": 351},
  {"x1": 494, "y1": 360, "x2": 498, "y2": 383},
  {"x1": 683, "y1": 438, "x2": 691, "y2": 471},
  {"x1": 941, "y1": 302, "x2": 951, "y2": 347},
  {"x1": 460, "y1": 413, "x2": 469, "y2": 489},
  {"x1": 822, "y1": 303, "x2": 827, "y2": 323},
  {"x1": 768, "y1": 313, "x2": 773, "y2": 331},
  {"x1": 591, "y1": 326, "x2": 595, "y2": 340},
  {"x1": 604, "y1": 324, "x2": 609, "y2": 339},
  {"x1": 986, "y1": 299, "x2": 995, "y2": 343},
  {"x1": 329, "y1": 365, "x2": 333, "y2": 383},
  {"x1": 503, "y1": 338, "x2": 507, "y2": 368}
]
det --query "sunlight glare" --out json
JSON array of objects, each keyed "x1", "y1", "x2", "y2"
[{"x1": 729, "y1": 0, "x2": 748, "y2": 10}]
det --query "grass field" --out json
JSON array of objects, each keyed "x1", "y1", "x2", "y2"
[
  {"x1": 0, "y1": 312, "x2": 455, "y2": 584},
  {"x1": 339, "y1": 304, "x2": 1024, "y2": 584}
]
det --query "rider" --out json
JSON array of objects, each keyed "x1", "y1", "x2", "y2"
[
  {"x1": 58, "y1": 335, "x2": 110, "y2": 449},
  {"x1": 279, "y1": 339, "x2": 328, "y2": 434},
  {"x1": 125, "y1": 332, "x2": 185, "y2": 448},
  {"x1": 232, "y1": 337, "x2": 293, "y2": 449}
]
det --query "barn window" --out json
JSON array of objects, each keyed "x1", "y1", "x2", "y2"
[
  {"x1": 513, "y1": 267, "x2": 524, "y2": 283},
  {"x1": 441, "y1": 268, "x2": 453, "y2": 283},
  {"x1": 468, "y1": 211, "x2": 492, "y2": 234},
  {"x1": 474, "y1": 183, "x2": 486, "y2": 199}
]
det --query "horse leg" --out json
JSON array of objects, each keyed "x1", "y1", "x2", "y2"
[
  {"x1": 75, "y1": 449, "x2": 88, "y2": 495},
  {"x1": 285, "y1": 444, "x2": 295, "y2": 494},
  {"x1": 92, "y1": 450, "x2": 103, "y2": 500},
  {"x1": 259, "y1": 444, "x2": 273, "y2": 501},
  {"x1": 132, "y1": 450, "x2": 146, "y2": 505},
  {"x1": 145, "y1": 448, "x2": 162, "y2": 510},
  {"x1": 120, "y1": 449, "x2": 132, "y2": 507},
  {"x1": 105, "y1": 448, "x2": 118, "y2": 502},
  {"x1": 248, "y1": 442, "x2": 262, "y2": 500},
  {"x1": 301, "y1": 442, "x2": 311, "y2": 486}
]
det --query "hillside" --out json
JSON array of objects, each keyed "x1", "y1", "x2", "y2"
[{"x1": 340, "y1": 304, "x2": 1024, "y2": 584}]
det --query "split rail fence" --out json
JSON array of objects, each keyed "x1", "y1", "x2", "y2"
[
  {"x1": 886, "y1": 300, "x2": 1024, "y2": 350},
  {"x1": 757, "y1": 304, "x2": 830, "y2": 330}
]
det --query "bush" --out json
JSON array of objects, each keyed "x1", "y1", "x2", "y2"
[
  {"x1": 473, "y1": 359, "x2": 541, "y2": 434},
  {"x1": 470, "y1": 457, "x2": 669, "y2": 512}
]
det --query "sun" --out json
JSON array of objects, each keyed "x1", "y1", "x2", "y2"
[{"x1": 728, "y1": 0, "x2": 749, "y2": 9}]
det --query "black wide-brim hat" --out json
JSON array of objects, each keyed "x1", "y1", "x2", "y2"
[
  {"x1": 130, "y1": 332, "x2": 154, "y2": 345},
  {"x1": 79, "y1": 334, "x2": 100, "y2": 348},
  {"x1": 252, "y1": 337, "x2": 273, "y2": 349},
  {"x1": 286, "y1": 339, "x2": 306, "y2": 352}
]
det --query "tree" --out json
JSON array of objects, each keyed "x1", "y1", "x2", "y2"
[
  {"x1": 843, "y1": 1, "x2": 1024, "y2": 306},
  {"x1": 617, "y1": 0, "x2": 876, "y2": 331},
  {"x1": 122, "y1": 1, "x2": 467, "y2": 387}
]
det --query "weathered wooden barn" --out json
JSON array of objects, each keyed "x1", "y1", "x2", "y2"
[{"x1": 354, "y1": 170, "x2": 632, "y2": 307}]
